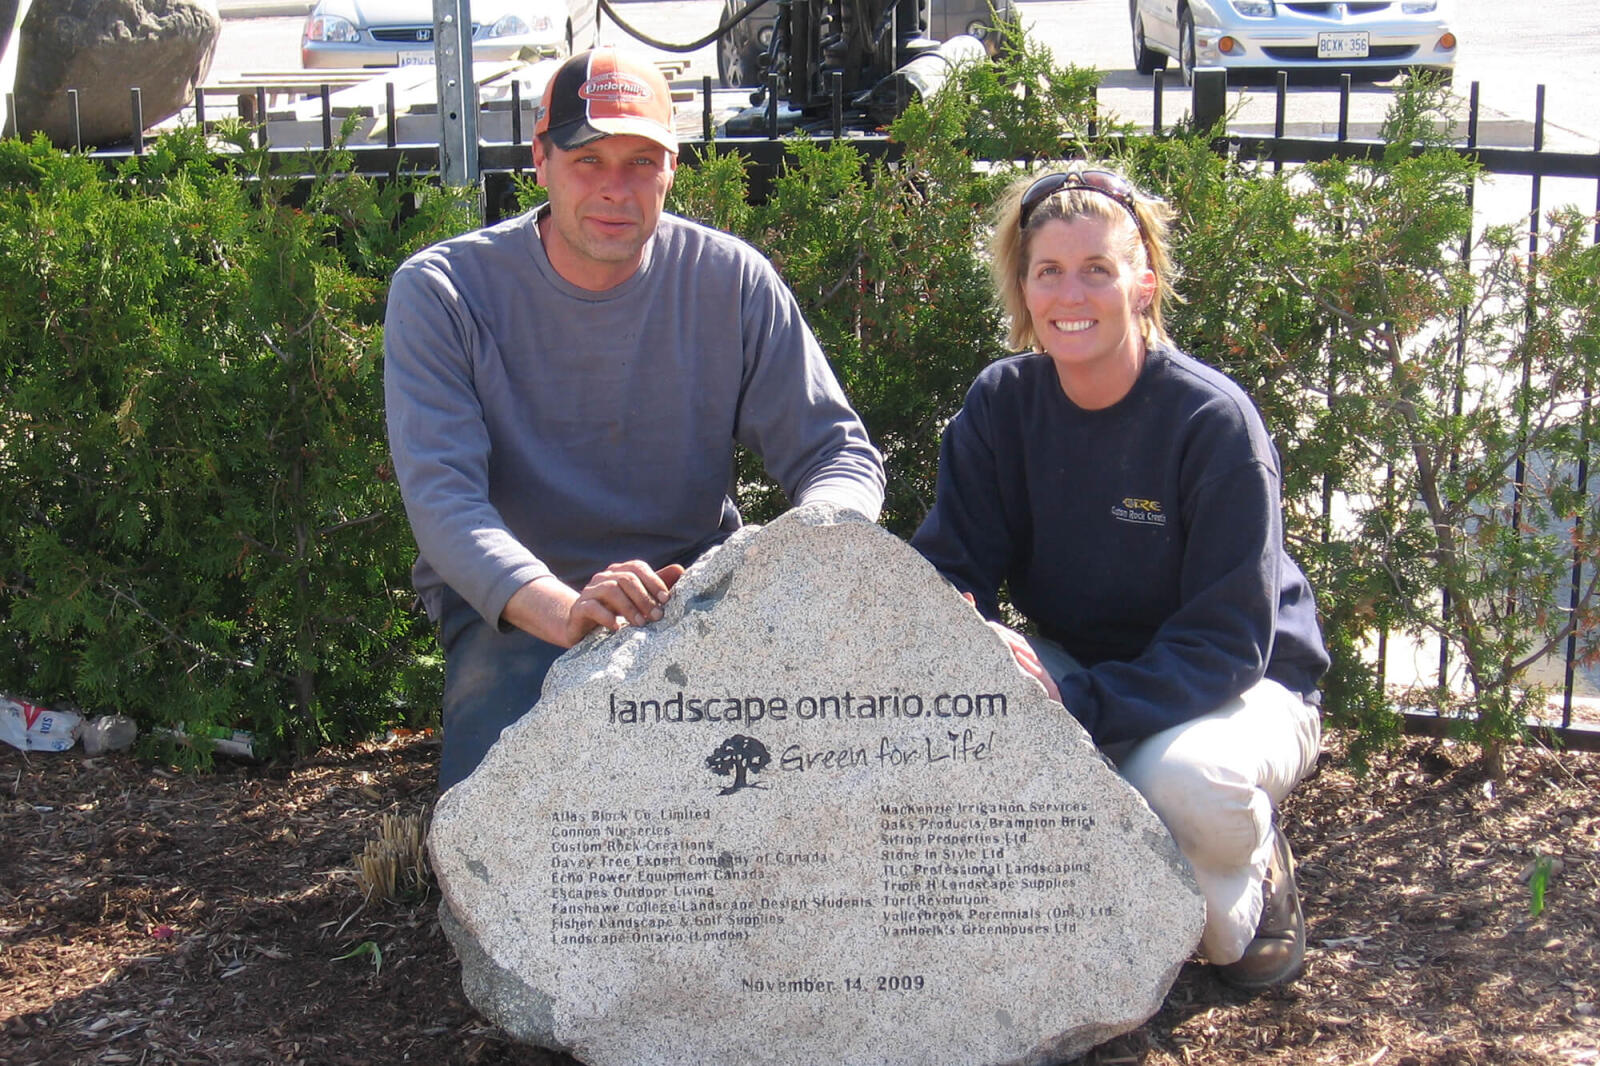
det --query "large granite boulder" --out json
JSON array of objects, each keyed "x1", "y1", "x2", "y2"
[
  {"x1": 15, "y1": 0, "x2": 221, "y2": 148},
  {"x1": 431, "y1": 505, "x2": 1206, "y2": 1066}
]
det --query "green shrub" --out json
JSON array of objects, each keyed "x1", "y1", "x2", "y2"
[{"x1": 0, "y1": 127, "x2": 473, "y2": 758}]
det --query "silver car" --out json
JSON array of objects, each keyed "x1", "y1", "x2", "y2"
[
  {"x1": 717, "y1": 0, "x2": 1014, "y2": 88},
  {"x1": 1130, "y1": 0, "x2": 1457, "y2": 84},
  {"x1": 302, "y1": 0, "x2": 600, "y2": 69}
]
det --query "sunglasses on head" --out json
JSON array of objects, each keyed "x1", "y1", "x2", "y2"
[{"x1": 1018, "y1": 170, "x2": 1147, "y2": 239}]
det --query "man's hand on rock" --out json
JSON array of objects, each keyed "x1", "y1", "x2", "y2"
[
  {"x1": 504, "y1": 563, "x2": 685, "y2": 649},
  {"x1": 568, "y1": 561, "x2": 685, "y2": 644}
]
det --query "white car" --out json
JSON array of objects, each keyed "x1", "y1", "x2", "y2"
[
  {"x1": 302, "y1": 0, "x2": 599, "y2": 69},
  {"x1": 1130, "y1": 0, "x2": 1457, "y2": 84}
]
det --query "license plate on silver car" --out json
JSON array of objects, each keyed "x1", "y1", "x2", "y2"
[{"x1": 1317, "y1": 31, "x2": 1370, "y2": 59}]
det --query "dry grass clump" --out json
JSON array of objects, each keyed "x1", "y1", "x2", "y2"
[{"x1": 353, "y1": 809, "x2": 431, "y2": 903}]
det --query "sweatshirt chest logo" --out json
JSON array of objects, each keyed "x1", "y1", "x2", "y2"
[{"x1": 1111, "y1": 496, "x2": 1167, "y2": 528}]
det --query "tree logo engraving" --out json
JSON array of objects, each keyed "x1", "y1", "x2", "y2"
[{"x1": 705, "y1": 735, "x2": 771, "y2": 796}]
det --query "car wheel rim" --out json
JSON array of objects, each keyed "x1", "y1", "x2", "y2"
[{"x1": 1181, "y1": 19, "x2": 1195, "y2": 82}]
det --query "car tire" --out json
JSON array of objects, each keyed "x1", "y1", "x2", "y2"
[
  {"x1": 1131, "y1": 9, "x2": 1166, "y2": 75},
  {"x1": 1178, "y1": 8, "x2": 1197, "y2": 86},
  {"x1": 717, "y1": 0, "x2": 763, "y2": 88}
]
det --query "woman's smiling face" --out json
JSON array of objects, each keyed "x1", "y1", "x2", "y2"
[{"x1": 1022, "y1": 212, "x2": 1156, "y2": 408}]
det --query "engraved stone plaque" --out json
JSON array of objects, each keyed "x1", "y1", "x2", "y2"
[{"x1": 430, "y1": 505, "x2": 1204, "y2": 1066}]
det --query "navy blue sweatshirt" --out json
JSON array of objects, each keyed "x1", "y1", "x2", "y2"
[{"x1": 911, "y1": 346, "x2": 1329, "y2": 747}]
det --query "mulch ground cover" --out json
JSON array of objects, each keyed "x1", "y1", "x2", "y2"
[{"x1": 2, "y1": 731, "x2": 1596, "y2": 1065}]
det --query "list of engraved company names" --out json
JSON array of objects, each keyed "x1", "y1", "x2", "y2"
[
  {"x1": 877, "y1": 801, "x2": 1111, "y2": 939},
  {"x1": 545, "y1": 797, "x2": 1121, "y2": 995},
  {"x1": 549, "y1": 806, "x2": 842, "y2": 948}
]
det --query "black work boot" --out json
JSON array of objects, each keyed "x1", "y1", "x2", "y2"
[{"x1": 1216, "y1": 826, "x2": 1305, "y2": 989}]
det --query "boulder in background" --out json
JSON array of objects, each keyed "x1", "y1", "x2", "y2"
[{"x1": 15, "y1": 0, "x2": 221, "y2": 148}]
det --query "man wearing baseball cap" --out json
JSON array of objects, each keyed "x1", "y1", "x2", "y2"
[{"x1": 383, "y1": 47, "x2": 886, "y2": 792}]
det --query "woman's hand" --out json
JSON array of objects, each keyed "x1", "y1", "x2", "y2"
[{"x1": 961, "y1": 593, "x2": 1062, "y2": 703}]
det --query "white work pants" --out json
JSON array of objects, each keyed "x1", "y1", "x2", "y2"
[{"x1": 1028, "y1": 637, "x2": 1322, "y2": 964}]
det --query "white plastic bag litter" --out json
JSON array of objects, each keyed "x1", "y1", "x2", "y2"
[
  {"x1": 0, "y1": 693, "x2": 83, "y2": 752},
  {"x1": 82, "y1": 714, "x2": 139, "y2": 755}
]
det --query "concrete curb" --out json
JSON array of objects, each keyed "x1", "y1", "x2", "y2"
[{"x1": 218, "y1": 0, "x2": 313, "y2": 18}]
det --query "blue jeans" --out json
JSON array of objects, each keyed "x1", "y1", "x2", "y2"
[{"x1": 437, "y1": 601, "x2": 567, "y2": 793}]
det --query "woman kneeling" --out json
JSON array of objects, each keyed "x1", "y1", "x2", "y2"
[{"x1": 911, "y1": 166, "x2": 1330, "y2": 988}]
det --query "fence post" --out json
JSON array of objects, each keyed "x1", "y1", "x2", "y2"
[
  {"x1": 831, "y1": 70, "x2": 843, "y2": 140},
  {"x1": 1191, "y1": 67, "x2": 1226, "y2": 131},
  {"x1": 130, "y1": 87, "x2": 144, "y2": 155},
  {"x1": 766, "y1": 73, "x2": 780, "y2": 140},
  {"x1": 704, "y1": 75, "x2": 714, "y2": 142}
]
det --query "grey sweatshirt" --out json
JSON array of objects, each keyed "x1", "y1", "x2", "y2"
[{"x1": 384, "y1": 208, "x2": 885, "y2": 626}]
